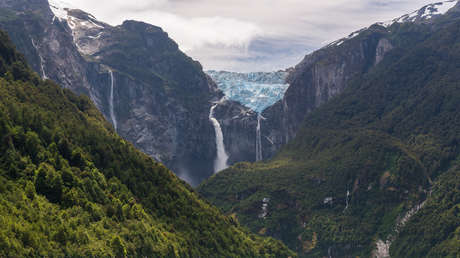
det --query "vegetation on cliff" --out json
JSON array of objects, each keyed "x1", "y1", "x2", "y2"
[
  {"x1": 199, "y1": 14, "x2": 460, "y2": 257},
  {"x1": 0, "y1": 30, "x2": 294, "y2": 257}
]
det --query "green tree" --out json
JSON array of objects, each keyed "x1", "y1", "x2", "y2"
[{"x1": 35, "y1": 163, "x2": 63, "y2": 203}]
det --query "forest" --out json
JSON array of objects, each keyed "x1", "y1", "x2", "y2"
[{"x1": 0, "y1": 30, "x2": 294, "y2": 257}]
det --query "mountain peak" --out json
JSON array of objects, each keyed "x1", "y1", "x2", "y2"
[
  {"x1": 377, "y1": 0, "x2": 458, "y2": 27},
  {"x1": 49, "y1": 0, "x2": 106, "y2": 28},
  {"x1": 48, "y1": 0, "x2": 76, "y2": 21},
  {"x1": 325, "y1": 0, "x2": 458, "y2": 48}
]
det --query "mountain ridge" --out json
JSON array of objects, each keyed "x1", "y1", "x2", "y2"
[
  {"x1": 199, "y1": 1, "x2": 460, "y2": 256},
  {"x1": 0, "y1": 28, "x2": 295, "y2": 257},
  {"x1": 0, "y1": 0, "x2": 262, "y2": 185},
  {"x1": 256, "y1": 0, "x2": 460, "y2": 161}
]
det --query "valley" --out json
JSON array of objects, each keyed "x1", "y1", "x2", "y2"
[
  {"x1": 200, "y1": 1, "x2": 460, "y2": 256},
  {"x1": 0, "y1": 0, "x2": 459, "y2": 257}
]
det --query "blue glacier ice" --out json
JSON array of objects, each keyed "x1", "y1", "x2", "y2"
[{"x1": 207, "y1": 70, "x2": 290, "y2": 113}]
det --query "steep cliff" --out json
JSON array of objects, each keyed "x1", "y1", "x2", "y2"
[
  {"x1": 200, "y1": 1, "x2": 460, "y2": 256},
  {"x1": 260, "y1": 1, "x2": 459, "y2": 160},
  {"x1": 0, "y1": 29, "x2": 295, "y2": 257},
  {"x1": 0, "y1": 0, "x2": 257, "y2": 185},
  {"x1": 212, "y1": 99, "x2": 258, "y2": 165},
  {"x1": 260, "y1": 26, "x2": 394, "y2": 159}
]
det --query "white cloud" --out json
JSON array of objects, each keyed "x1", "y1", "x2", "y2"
[
  {"x1": 61, "y1": 0, "x2": 441, "y2": 72},
  {"x1": 120, "y1": 11, "x2": 263, "y2": 52}
]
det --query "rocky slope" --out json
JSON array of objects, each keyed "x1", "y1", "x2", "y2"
[
  {"x1": 199, "y1": 1, "x2": 460, "y2": 257},
  {"x1": 259, "y1": 29, "x2": 393, "y2": 160},
  {"x1": 258, "y1": 0, "x2": 459, "y2": 160},
  {"x1": 0, "y1": 29, "x2": 295, "y2": 256},
  {"x1": 0, "y1": 0, "x2": 259, "y2": 186}
]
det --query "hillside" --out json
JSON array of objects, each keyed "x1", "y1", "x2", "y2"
[
  {"x1": 199, "y1": 2, "x2": 460, "y2": 257},
  {"x1": 0, "y1": 30, "x2": 295, "y2": 257},
  {"x1": 258, "y1": 0, "x2": 460, "y2": 161},
  {"x1": 0, "y1": 0, "x2": 260, "y2": 185}
]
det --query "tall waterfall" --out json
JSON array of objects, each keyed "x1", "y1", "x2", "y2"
[
  {"x1": 108, "y1": 70, "x2": 117, "y2": 131},
  {"x1": 31, "y1": 39, "x2": 48, "y2": 79},
  {"x1": 256, "y1": 114, "x2": 265, "y2": 161},
  {"x1": 344, "y1": 190, "x2": 350, "y2": 211},
  {"x1": 209, "y1": 102, "x2": 229, "y2": 173}
]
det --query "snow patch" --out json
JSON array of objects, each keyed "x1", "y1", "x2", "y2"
[
  {"x1": 326, "y1": 27, "x2": 367, "y2": 48},
  {"x1": 48, "y1": 0, "x2": 76, "y2": 22},
  {"x1": 88, "y1": 31, "x2": 104, "y2": 39},
  {"x1": 378, "y1": 0, "x2": 458, "y2": 27},
  {"x1": 49, "y1": 0, "x2": 107, "y2": 56}
]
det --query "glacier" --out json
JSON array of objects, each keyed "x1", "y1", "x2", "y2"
[{"x1": 207, "y1": 70, "x2": 289, "y2": 113}]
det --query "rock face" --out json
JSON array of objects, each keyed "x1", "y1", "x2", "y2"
[
  {"x1": 260, "y1": 26, "x2": 396, "y2": 160},
  {"x1": 0, "y1": 0, "x2": 255, "y2": 185},
  {"x1": 212, "y1": 100, "x2": 258, "y2": 165},
  {"x1": 199, "y1": 1, "x2": 460, "y2": 256},
  {"x1": 259, "y1": 0, "x2": 459, "y2": 160},
  {"x1": 206, "y1": 70, "x2": 293, "y2": 165}
]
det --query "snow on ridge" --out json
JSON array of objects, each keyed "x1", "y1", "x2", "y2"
[
  {"x1": 48, "y1": 0, "x2": 107, "y2": 56},
  {"x1": 49, "y1": 0, "x2": 105, "y2": 30},
  {"x1": 377, "y1": 0, "x2": 458, "y2": 27},
  {"x1": 326, "y1": 27, "x2": 367, "y2": 48},
  {"x1": 326, "y1": 0, "x2": 457, "y2": 49},
  {"x1": 429, "y1": 0, "x2": 458, "y2": 15},
  {"x1": 48, "y1": 0, "x2": 76, "y2": 21}
]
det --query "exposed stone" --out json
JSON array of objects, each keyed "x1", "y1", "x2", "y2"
[
  {"x1": 261, "y1": 27, "x2": 394, "y2": 159},
  {"x1": 0, "y1": 0, "x2": 255, "y2": 186}
]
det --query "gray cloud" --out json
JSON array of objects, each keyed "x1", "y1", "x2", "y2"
[{"x1": 62, "y1": 0, "x2": 437, "y2": 72}]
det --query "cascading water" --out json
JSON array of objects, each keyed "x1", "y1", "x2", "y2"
[
  {"x1": 209, "y1": 102, "x2": 229, "y2": 173},
  {"x1": 256, "y1": 114, "x2": 264, "y2": 161},
  {"x1": 31, "y1": 39, "x2": 48, "y2": 79},
  {"x1": 108, "y1": 70, "x2": 117, "y2": 131},
  {"x1": 344, "y1": 190, "x2": 350, "y2": 211}
]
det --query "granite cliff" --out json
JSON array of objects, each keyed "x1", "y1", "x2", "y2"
[{"x1": 0, "y1": 0, "x2": 258, "y2": 185}]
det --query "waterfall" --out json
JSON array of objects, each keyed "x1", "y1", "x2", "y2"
[
  {"x1": 344, "y1": 190, "x2": 350, "y2": 211},
  {"x1": 108, "y1": 70, "x2": 117, "y2": 131},
  {"x1": 256, "y1": 114, "x2": 264, "y2": 161},
  {"x1": 31, "y1": 39, "x2": 48, "y2": 79},
  {"x1": 209, "y1": 102, "x2": 229, "y2": 173}
]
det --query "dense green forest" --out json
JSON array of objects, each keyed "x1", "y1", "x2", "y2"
[
  {"x1": 0, "y1": 30, "x2": 295, "y2": 257},
  {"x1": 390, "y1": 163, "x2": 460, "y2": 257},
  {"x1": 199, "y1": 14, "x2": 460, "y2": 257}
]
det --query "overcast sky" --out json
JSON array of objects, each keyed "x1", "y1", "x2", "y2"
[{"x1": 59, "y1": 0, "x2": 438, "y2": 72}]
